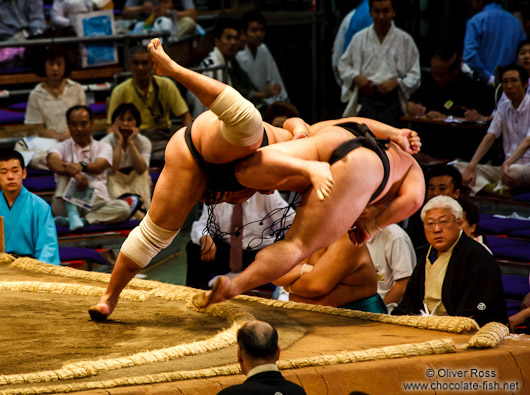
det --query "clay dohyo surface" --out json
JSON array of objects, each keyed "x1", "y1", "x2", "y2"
[
  {"x1": 1, "y1": 259, "x2": 515, "y2": 394},
  {"x1": 0, "y1": 263, "x2": 308, "y2": 386}
]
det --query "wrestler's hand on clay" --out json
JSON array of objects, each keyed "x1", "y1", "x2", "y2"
[{"x1": 147, "y1": 38, "x2": 174, "y2": 76}]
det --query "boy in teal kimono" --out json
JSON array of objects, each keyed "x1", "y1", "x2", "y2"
[{"x1": 0, "y1": 150, "x2": 60, "y2": 265}]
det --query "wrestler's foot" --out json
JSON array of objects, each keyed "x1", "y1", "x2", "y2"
[
  {"x1": 88, "y1": 303, "x2": 112, "y2": 321},
  {"x1": 192, "y1": 276, "x2": 233, "y2": 309},
  {"x1": 306, "y1": 161, "x2": 334, "y2": 201},
  {"x1": 147, "y1": 38, "x2": 175, "y2": 76}
]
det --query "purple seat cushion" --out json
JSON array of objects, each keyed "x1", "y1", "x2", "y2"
[
  {"x1": 58, "y1": 246, "x2": 108, "y2": 265},
  {"x1": 506, "y1": 299, "x2": 522, "y2": 317},
  {"x1": 513, "y1": 192, "x2": 530, "y2": 202},
  {"x1": 56, "y1": 219, "x2": 140, "y2": 236},
  {"x1": 26, "y1": 168, "x2": 53, "y2": 176},
  {"x1": 23, "y1": 175, "x2": 56, "y2": 191},
  {"x1": 150, "y1": 171, "x2": 160, "y2": 184},
  {"x1": 89, "y1": 102, "x2": 107, "y2": 115},
  {"x1": 502, "y1": 274, "x2": 530, "y2": 298},
  {"x1": 0, "y1": 109, "x2": 25, "y2": 124},
  {"x1": 7, "y1": 102, "x2": 27, "y2": 111},
  {"x1": 479, "y1": 214, "x2": 530, "y2": 234},
  {"x1": 486, "y1": 235, "x2": 530, "y2": 261},
  {"x1": 0, "y1": 66, "x2": 32, "y2": 75},
  {"x1": 508, "y1": 229, "x2": 530, "y2": 238}
]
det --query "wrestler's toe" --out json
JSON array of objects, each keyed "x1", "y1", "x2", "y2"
[{"x1": 88, "y1": 305, "x2": 110, "y2": 322}]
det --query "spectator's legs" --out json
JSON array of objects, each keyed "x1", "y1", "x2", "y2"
[{"x1": 85, "y1": 197, "x2": 131, "y2": 225}]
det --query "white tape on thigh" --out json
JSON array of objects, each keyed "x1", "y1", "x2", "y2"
[
  {"x1": 120, "y1": 212, "x2": 179, "y2": 267},
  {"x1": 209, "y1": 85, "x2": 263, "y2": 146}
]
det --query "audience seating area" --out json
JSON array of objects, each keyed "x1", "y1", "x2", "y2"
[
  {"x1": 0, "y1": 1, "x2": 529, "y2": 327},
  {"x1": 471, "y1": 195, "x2": 530, "y2": 329}
]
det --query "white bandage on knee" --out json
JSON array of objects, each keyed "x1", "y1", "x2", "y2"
[
  {"x1": 120, "y1": 212, "x2": 179, "y2": 267},
  {"x1": 209, "y1": 85, "x2": 263, "y2": 146}
]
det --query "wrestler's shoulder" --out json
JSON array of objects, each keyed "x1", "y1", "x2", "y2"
[
  {"x1": 262, "y1": 123, "x2": 292, "y2": 143},
  {"x1": 386, "y1": 142, "x2": 419, "y2": 171}
]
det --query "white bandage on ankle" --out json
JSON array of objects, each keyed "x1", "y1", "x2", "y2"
[
  {"x1": 120, "y1": 212, "x2": 179, "y2": 267},
  {"x1": 209, "y1": 85, "x2": 263, "y2": 146}
]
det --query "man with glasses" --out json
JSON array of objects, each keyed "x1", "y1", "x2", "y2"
[
  {"x1": 454, "y1": 64, "x2": 530, "y2": 196},
  {"x1": 392, "y1": 196, "x2": 507, "y2": 327}
]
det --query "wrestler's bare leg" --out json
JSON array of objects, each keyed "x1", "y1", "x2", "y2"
[
  {"x1": 89, "y1": 132, "x2": 207, "y2": 320},
  {"x1": 148, "y1": 38, "x2": 224, "y2": 108},
  {"x1": 89, "y1": 254, "x2": 143, "y2": 321},
  {"x1": 148, "y1": 38, "x2": 265, "y2": 162},
  {"x1": 193, "y1": 149, "x2": 385, "y2": 307}
]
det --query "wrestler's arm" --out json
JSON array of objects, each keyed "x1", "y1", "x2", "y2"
[
  {"x1": 290, "y1": 283, "x2": 372, "y2": 307},
  {"x1": 282, "y1": 117, "x2": 311, "y2": 138},
  {"x1": 287, "y1": 235, "x2": 363, "y2": 298},
  {"x1": 310, "y1": 117, "x2": 421, "y2": 154},
  {"x1": 356, "y1": 118, "x2": 421, "y2": 155},
  {"x1": 383, "y1": 277, "x2": 409, "y2": 305},
  {"x1": 367, "y1": 162, "x2": 425, "y2": 236},
  {"x1": 273, "y1": 246, "x2": 326, "y2": 287},
  {"x1": 272, "y1": 261, "x2": 306, "y2": 287}
]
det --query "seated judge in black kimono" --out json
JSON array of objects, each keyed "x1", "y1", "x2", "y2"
[{"x1": 393, "y1": 195, "x2": 507, "y2": 327}]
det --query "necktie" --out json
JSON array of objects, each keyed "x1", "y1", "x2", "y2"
[{"x1": 229, "y1": 203, "x2": 243, "y2": 273}]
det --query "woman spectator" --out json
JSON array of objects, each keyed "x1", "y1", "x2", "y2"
[
  {"x1": 101, "y1": 103, "x2": 152, "y2": 219},
  {"x1": 25, "y1": 46, "x2": 86, "y2": 141},
  {"x1": 22, "y1": 46, "x2": 86, "y2": 168}
]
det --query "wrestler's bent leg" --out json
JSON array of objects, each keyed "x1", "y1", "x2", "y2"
[
  {"x1": 89, "y1": 133, "x2": 207, "y2": 320},
  {"x1": 148, "y1": 39, "x2": 264, "y2": 155},
  {"x1": 195, "y1": 150, "x2": 385, "y2": 306}
]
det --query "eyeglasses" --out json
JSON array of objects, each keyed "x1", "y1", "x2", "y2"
[{"x1": 423, "y1": 218, "x2": 458, "y2": 231}]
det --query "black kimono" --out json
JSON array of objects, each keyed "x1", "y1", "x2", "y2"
[{"x1": 393, "y1": 232, "x2": 508, "y2": 327}]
